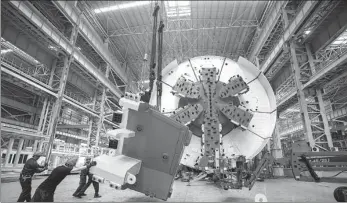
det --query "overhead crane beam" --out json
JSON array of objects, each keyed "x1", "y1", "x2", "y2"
[
  {"x1": 248, "y1": 1, "x2": 288, "y2": 63},
  {"x1": 260, "y1": 1, "x2": 319, "y2": 73},
  {"x1": 9, "y1": 1, "x2": 123, "y2": 100},
  {"x1": 52, "y1": 1, "x2": 128, "y2": 85}
]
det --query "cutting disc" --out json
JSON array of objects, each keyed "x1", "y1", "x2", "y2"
[{"x1": 150, "y1": 56, "x2": 277, "y2": 167}]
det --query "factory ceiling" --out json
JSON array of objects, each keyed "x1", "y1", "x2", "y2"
[{"x1": 81, "y1": 1, "x2": 269, "y2": 84}]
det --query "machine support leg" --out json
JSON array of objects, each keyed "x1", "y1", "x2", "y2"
[
  {"x1": 187, "y1": 172, "x2": 208, "y2": 186},
  {"x1": 300, "y1": 155, "x2": 320, "y2": 182}
]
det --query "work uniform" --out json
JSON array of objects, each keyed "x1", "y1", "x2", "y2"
[
  {"x1": 72, "y1": 166, "x2": 89, "y2": 196},
  {"x1": 76, "y1": 167, "x2": 100, "y2": 197},
  {"x1": 31, "y1": 165, "x2": 73, "y2": 202},
  {"x1": 17, "y1": 158, "x2": 46, "y2": 202}
]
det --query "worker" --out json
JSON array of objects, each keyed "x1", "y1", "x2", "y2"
[
  {"x1": 31, "y1": 157, "x2": 97, "y2": 202},
  {"x1": 72, "y1": 157, "x2": 91, "y2": 197},
  {"x1": 17, "y1": 151, "x2": 48, "y2": 202},
  {"x1": 74, "y1": 155, "x2": 101, "y2": 198}
]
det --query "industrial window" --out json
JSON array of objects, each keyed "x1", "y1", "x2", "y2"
[
  {"x1": 8, "y1": 154, "x2": 16, "y2": 164},
  {"x1": 112, "y1": 112, "x2": 123, "y2": 123},
  {"x1": 19, "y1": 154, "x2": 24, "y2": 164},
  {"x1": 94, "y1": 1, "x2": 152, "y2": 14},
  {"x1": 109, "y1": 140, "x2": 118, "y2": 150},
  {"x1": 23, "y1": 155, "x2": 28, "y2": 163}
]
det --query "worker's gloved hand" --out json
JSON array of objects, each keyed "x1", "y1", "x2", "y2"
[{"x1": 87, "y1": 161, "x2": 97, "y2": 168}]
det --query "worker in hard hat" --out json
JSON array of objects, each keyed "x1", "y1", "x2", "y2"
[
  {"x1": 31, "y1": 157, "x2": 97, "y2": 202},
  {"x1": 17, "y1": 151, "x2": 48, "y2": 202},
  {"x1": 74, "y1": 155, "x2": 101, "y2": 198}
]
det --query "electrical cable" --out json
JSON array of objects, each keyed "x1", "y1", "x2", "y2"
[
  {"x1": 240, "y1": 104, "x2": 277, "y2": 114},
  {"x1": 217, "y1": 57, "x2": 227, "y2": 82},
  {"x1": 188, "y1": 58, "x2": 207, "y2": 96},
  {"x1": 157, "y1": 80, "x2": 173, "y2": 88},
  {"x1": 247, "y1": 129, "x2": 266, "y2": 140},
  {"x1": 328, "y1": 170, "x2": 347, "y2": 178},
  {"x1": 249, "y1": 108, "x2": 277, "y2": 114},
  {"x1": 246, "y1": 72, "x2": 262, "y2": 85}
]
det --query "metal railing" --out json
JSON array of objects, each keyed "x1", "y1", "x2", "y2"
[
  {"x1": 1, "y1": 55, "x2": 50, "y2": 85},
  {"x1": 275, "y1": 75, "x2": 296, "y2": 104},
  {"x1": 64, "y1": 88, "x2": 93, "y2": 105}
]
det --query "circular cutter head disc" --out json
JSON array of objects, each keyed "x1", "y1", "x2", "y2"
[{"x1": 150, "y1": 56, "x2": 277, "y2": 167}]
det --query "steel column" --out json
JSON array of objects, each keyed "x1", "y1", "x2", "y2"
[
  {"x1": 14, "y1": 138, "x2": 24, "y2": 167},
  {"x1": 4, "y1": 138, "x2": 15, "y2": 167},
  {"x1": 38, "y1": 140, "x2": 44, "y2": 152},
  {"x1": 95, "y1": 66, "x2": 110, "y2": 147},
  {"x1": 282, "y1": 7, "x2": 289, "y2": 28},
  {"x1": 272, "y1": 123, "x2": 284, "y2": 176},
  {"x1": 316, "y1": 90, "x2": 334, "y2": 148},
  {"x1": 32, "y1": 140, "x2": 39, "y2": 152},
  {"x1": 49, "y1": 59, "x2": 57, "y2": 87},
  {"x1": 37, "y1": 98, "x2": 48, "y2": 133},
  {"x1": 45, "y1": 15, "x2": 81, "y2": 163},
  {"x1": 306, "y1": 43, "x2": 333, "y2": 149},
  {"x1": 87, "y1": 91, "x2": 98, "y2": 147},
  {"x1": 305, "y1": 43, "x2": 316, "y2": 75},
  {"x1": 290, "y1": 41, "x2": 315, "y2": 147}
]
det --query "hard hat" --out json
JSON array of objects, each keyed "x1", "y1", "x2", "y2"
[{"x1": 33, "y1": 151, "x2": 45, "y2": 157}]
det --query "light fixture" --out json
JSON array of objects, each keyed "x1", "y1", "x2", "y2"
[
  {"x1": 286, "y1": 108, "x2": 300, "y2": 112},
  {"x1": 94, "y1": 1, "x2": 151, "y2": 14},
  {"x1": 48, "y1": 45, "x2": 58, "y2": 51},
  {"x1": 1, "y1": 49, "x2": 13, "y2": 54},
  {"x1": 304, "y1": 30, "x2": 311, "y2": 35}
]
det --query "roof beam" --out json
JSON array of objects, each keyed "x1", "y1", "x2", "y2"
[
  {"x1": 9, "y1": 1, "x2": 123, "y2": 100},
  {"x1": 52, "y1": 1, "x2": 128, "y2": 85},
  {"x1": 311, "y1": 10, "x2": 347, "y2": 53},
  {"x1": 248, "y1": 1, "x2": 288, "y2": 62},
  {"x1": 260, "y1": 1, "x2": 319, "y2": 73}
]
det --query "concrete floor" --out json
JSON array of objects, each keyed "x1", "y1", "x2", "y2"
[{"x1": 1, "y1": 174, "x2": 344, "y2": 202}]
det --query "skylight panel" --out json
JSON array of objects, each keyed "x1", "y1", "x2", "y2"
[
  {"x1": 94, "y1": 1, "x2": 151, "y2": 14},
  {"x1": 165, "y1": 1, "x2": 191, "y2": 18}
]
